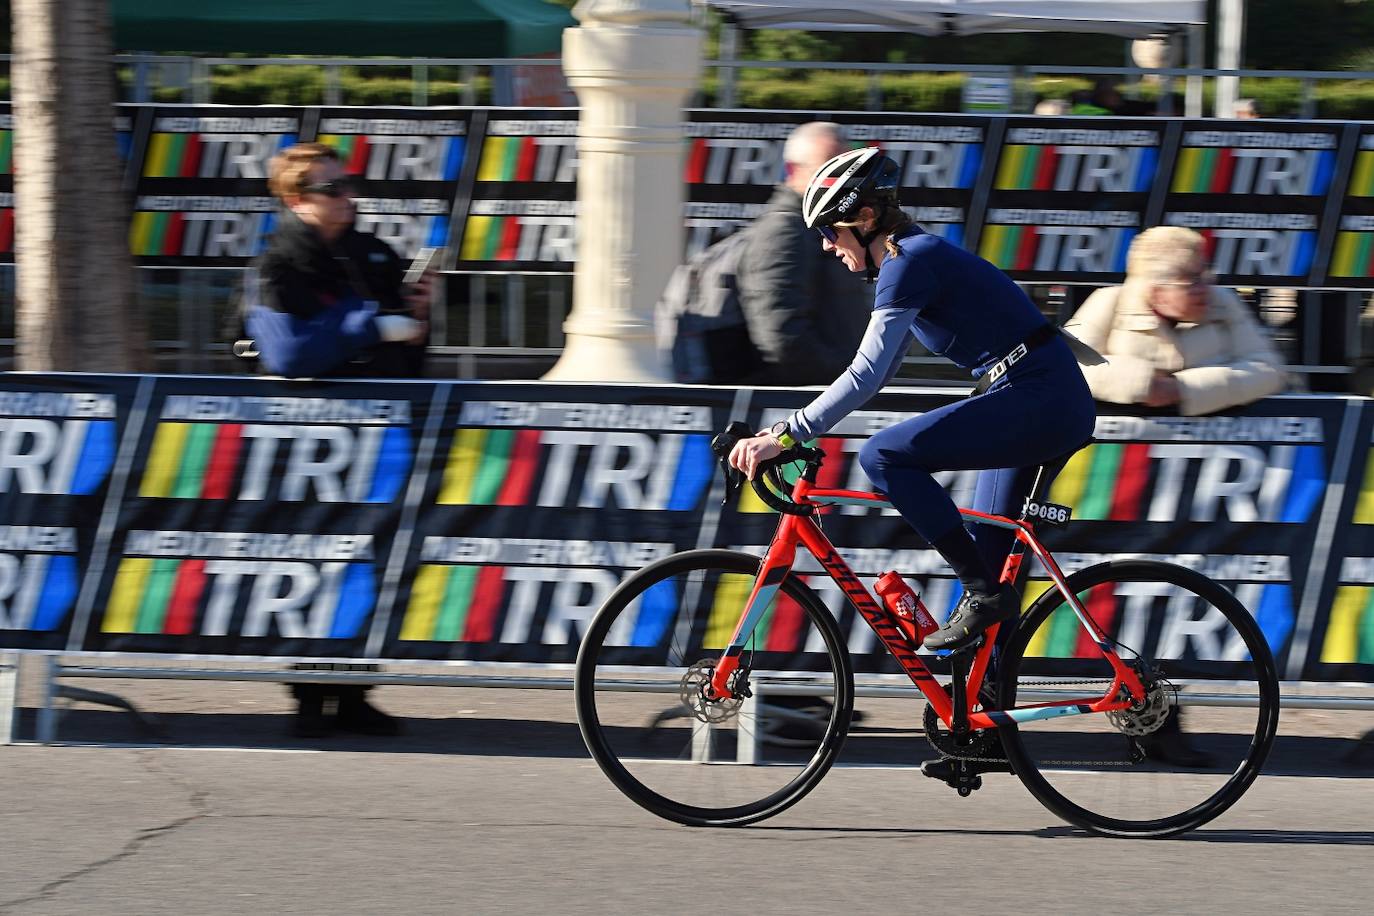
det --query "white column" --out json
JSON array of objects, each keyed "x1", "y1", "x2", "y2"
[
  {"x1": 543, "y1": 0, "x2": 703, "y2": 382},
  {"x1": 1215, "y1": 0, "x2": 1246, "y2": 118}
]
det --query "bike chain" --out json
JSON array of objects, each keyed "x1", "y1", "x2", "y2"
[{"x1": 933, "y1": 677, "x2": 1145, "y2": 768}]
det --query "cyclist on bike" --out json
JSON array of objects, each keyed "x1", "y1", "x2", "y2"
[{"x1": 728, "y1": 146, "x2": 1097, "y2": 652}]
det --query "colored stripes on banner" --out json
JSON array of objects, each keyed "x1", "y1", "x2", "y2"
[
  {"x1": 1351, "y1": 148, "x2": 1374, "y2": 197},
  {"x1": 1171, "y1": 147, "x2": 1334, "y2": 195},
  {"x1": 1330, "y1": 231, "x2": 1374, "y2": 277},
  {"x1": 0, "y1": 128, "x2": 12, "y2": 174},
  {"x1": 138, "y1": 422, "x2": 411, "y2": 502},
  {"x1": 142, "y1": 132, "x2": 297, "y2": 179},
  {"x1": 1321, "y1": 586, "x2": 1374, "y2": 664},
  {"x1": 437, "y1": 428, "x2": 712, "y2": 510},
  {"x1": 477, "y1": 136, "x2": 537, "y2": 182},
  {"x1": 102, "y1": 559, "x2": 375, "y2": 639},
  {"x1": 130, "y1": 213, "x2": 279, "y2": 258},
  {"x1": 995, "y1": 145, "x2": 1154, "y2": 191},
  {"x1": 320, "y1": 133, "x2": 465, "y2": 181},
  {"x1": 459, "y1": 215, "x2": 521, "y2": 262},
  {"x1": 978, "y1": 225, "x2": 1135, "y2": 273},
  {"x1": 1047, "y1": 441, "x2": 1325, "y2": 522}
]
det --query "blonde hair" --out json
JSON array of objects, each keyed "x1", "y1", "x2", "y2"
[
  {"x1": 1127, "y1": 226, "x2": 1205, "y2": 284},
  {"x1": 267, "y1": 142, "x2": 339, "y2": 200}
]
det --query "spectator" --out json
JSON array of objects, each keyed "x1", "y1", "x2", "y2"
[
  {"x1": 1071, "y1": 78, "x2": 1123, "y2": 115},
  {"x1": 1234, "y1": 98, "x2": 1262, "y2": 119},
  {"x1": 1065, "y1": 225, "x2": 1288, "y2": 766},
  {"x1": 1034, "y1": 99, "x2": 1069, "y2": 116},
  {"x1": 735, "y1": 121, "x2": 874, "y2": 385},
  {"x1": 246, "y1": 144, "x2": 430, "y2": 380},
  {"x1": 1065, "y1": 226, "x2": 1287, "y2": 417},
  {"x1": 243, "y1": 142, "x2": 434, "y2": 738}
]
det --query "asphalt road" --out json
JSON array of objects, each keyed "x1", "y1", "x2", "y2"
[{"x1": 1, "y1": 675, "x2": 1372, "y2": 915}]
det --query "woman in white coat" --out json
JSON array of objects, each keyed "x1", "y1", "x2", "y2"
[{"x1": 1066, "y1": 226, "x2": 1287, "y2": 416}]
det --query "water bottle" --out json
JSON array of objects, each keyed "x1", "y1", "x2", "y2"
[{"x1": 874, "y1": 571, "x2": 939, "y2": 645}]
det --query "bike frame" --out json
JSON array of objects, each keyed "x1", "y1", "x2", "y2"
[{"x1": 705, "y1": 475, "x2": 1148, "y2": 731}]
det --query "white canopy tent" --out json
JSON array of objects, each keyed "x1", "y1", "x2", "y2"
[
  {"x1": 704, "y1": 0, "x2": 1205, "y2": 38},
  {"x1": 700, "y1": 0, "x2": 1244, "y2": 117}
]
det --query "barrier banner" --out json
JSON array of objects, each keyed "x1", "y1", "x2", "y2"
[
  {"x1": 683, "y1": 110, "x2": 989, "y2": 258},
  {"x1": 1304, "y1": 403, "x2": 1374, "y2": 681},
  {"x1": 1323, "y1": 123, "x2": 1374, "y2": 289},
  {"x1": 0, "y1": 374, "x2": 1368, "y2": 684},
  {"x1": 721, "y1": 392, "x2": 1340, "y2": 679},
  {"x1": 379, "y1": 383, "x2": 737, "y2": 662},
  {"x1": 976, "y1": 117, "x2": 1161, "y2": 281},
  {"x1": 0, "y1": 374, "x2": 139, "y2": 650},
  {"x1": 128, "y1": 105, "x2": 305, "y2": 266},
  {"x1": 1158, "y1": 120, "x2": 1341, "y2": 287},
  {"x1": 77, "y1": 377, "x2": 438, "y2": 658},
  {"x1": 452, "y1": 108, "x2": 578, "y2": 272},
  {"x1": 307, "y1": 107, "x2": 473, "y2": 265},
  {"x1": 24, "y1": 102, "x2": 1374, "y2": 287}
]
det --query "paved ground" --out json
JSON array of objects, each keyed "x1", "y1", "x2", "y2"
[{"x1": 1, "y1": 662, "x2": 1372, "y2": 914}]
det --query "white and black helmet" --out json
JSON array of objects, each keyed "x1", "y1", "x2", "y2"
[{"x1": 802, "y1": 146, "x2": 901, "y2": 230}]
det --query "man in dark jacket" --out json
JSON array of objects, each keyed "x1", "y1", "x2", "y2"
[
  {"x1": 246, "y1": 142, "x2": 433, "y2": 737},
  {"x1": 246, "y1": 143, "x2": 431, "y2": 379},
  {"x1": 737, "y1": 122, "x2": 874, "y2": 385}
]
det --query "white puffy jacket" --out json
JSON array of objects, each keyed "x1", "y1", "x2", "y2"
[{"x1": 1064, "y1": 281, "x2": 1287, "y2": 416}]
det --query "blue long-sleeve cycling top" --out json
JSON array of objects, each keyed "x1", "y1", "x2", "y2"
[{"x1": 787, "y1": 225, "x2": 1055, "y2": 441}]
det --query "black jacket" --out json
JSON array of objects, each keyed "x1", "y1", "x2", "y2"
[
  {"x1": 736, "y1": 186, "x2": 874, "y2": 385},
  {"x1": 245, "y1": 210, "x2": 425, "y2": 379}
]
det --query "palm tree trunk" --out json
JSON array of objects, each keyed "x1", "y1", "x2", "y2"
[{"x1": 11, "y1": 0, "x2": 149, "y2": 371}]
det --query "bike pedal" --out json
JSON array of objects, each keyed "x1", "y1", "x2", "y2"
[{"x1": 935, "y1": 636, "x2": 985, "y2": 659}]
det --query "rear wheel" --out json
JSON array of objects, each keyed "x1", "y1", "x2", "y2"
[
  {"x1": 575, "y1": 549, "x2": 854, "y2": 827},
  {"x1": 998, "y1": 560, "x2": 1280, "y2": 838}
]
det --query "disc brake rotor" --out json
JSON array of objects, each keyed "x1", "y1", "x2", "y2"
[
  {"x1": 1106, "y1": 677, "x2": 1175, "y2": 737},
  {"x1": 681, "y1": 660, "x2": 745, "y2": 724}
]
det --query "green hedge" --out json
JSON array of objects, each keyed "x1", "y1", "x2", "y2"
[{"x1": 31, "y1": 63, "x2": 1374, "y2": 119}]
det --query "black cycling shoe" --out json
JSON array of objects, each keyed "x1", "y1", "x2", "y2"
[{"x1": 923, "y1": 585, "x2": 1020, "y2": 652}]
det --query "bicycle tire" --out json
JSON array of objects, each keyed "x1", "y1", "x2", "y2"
[
  {"x1": 575, "y1": 549, "x2": 854, "y2": 827},
  {"x1": 997, "y1": 559, "x2": 1280, "y2": 839}
]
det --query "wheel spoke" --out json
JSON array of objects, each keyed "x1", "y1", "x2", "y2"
[
  {"x1": 999, "y1": 560, "x2": 1279, "y2": 838},
  {"x1": 575, "y1": 550, "x2": 854, "y2": 827}
]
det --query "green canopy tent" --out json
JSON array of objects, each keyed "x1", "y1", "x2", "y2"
[{"x1": 106, "y1": 0, "x2": 576, "y2": 57}]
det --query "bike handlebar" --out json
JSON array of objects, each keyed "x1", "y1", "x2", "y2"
[{"x1": 708, "y1": 421, "x2": 825, "y2": 516}]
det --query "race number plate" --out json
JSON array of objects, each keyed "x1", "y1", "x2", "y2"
[{"x1": 1021, "y1": 498, "x2": 1072, "y2": 526}]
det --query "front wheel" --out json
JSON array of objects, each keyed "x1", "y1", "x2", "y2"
[
  {"x1": 575, "y1": 549, "x2": 854, "y2": 827},
  {"x1": 997, "y1": 560, "x2": 1280, "y2": 838}
]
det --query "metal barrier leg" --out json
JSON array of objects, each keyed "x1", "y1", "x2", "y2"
[
  {"x1": 737, "y1": 683, "x2": 759, "y2": 765},
  {"x1": 691, "y1": 716, "x2": 712, "y2": 762},
  {"x1": 36, "y1": 656, "x2": 58, "y2": 744},
  {"x1": 0, "y1": 652, "x2": 17, "y2": 745}
]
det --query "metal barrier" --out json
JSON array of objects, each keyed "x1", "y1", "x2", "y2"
[
  {"x1": 0, "y1": 52, "x2": 1371, "y2": 116},
  {"x1": 8, "y1": 657, "x2": 1372, "y2": 755}
]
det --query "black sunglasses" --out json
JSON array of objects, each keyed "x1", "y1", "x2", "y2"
[
  {"x1": 816, "y1": 225, "x2": 840, "y2": 243},
  {"x1": 300, "y1": 178, "x2": 355, "y2": 198}
]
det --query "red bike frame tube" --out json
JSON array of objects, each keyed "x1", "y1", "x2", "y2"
[{"x1": 706, "y1": 473, "x2": 1145, "y2": 722}]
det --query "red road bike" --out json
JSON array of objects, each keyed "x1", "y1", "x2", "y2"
[{"x1": 575, "y1": 424, "x2": 1280, "y2": 838}]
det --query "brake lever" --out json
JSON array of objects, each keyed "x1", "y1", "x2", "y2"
[
  {"x1": 711, "y1": 420, "x2": 755, "y2": 506},
  {"x1": 720, "y1": 457, "x2": 743, "y2": 506}
]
